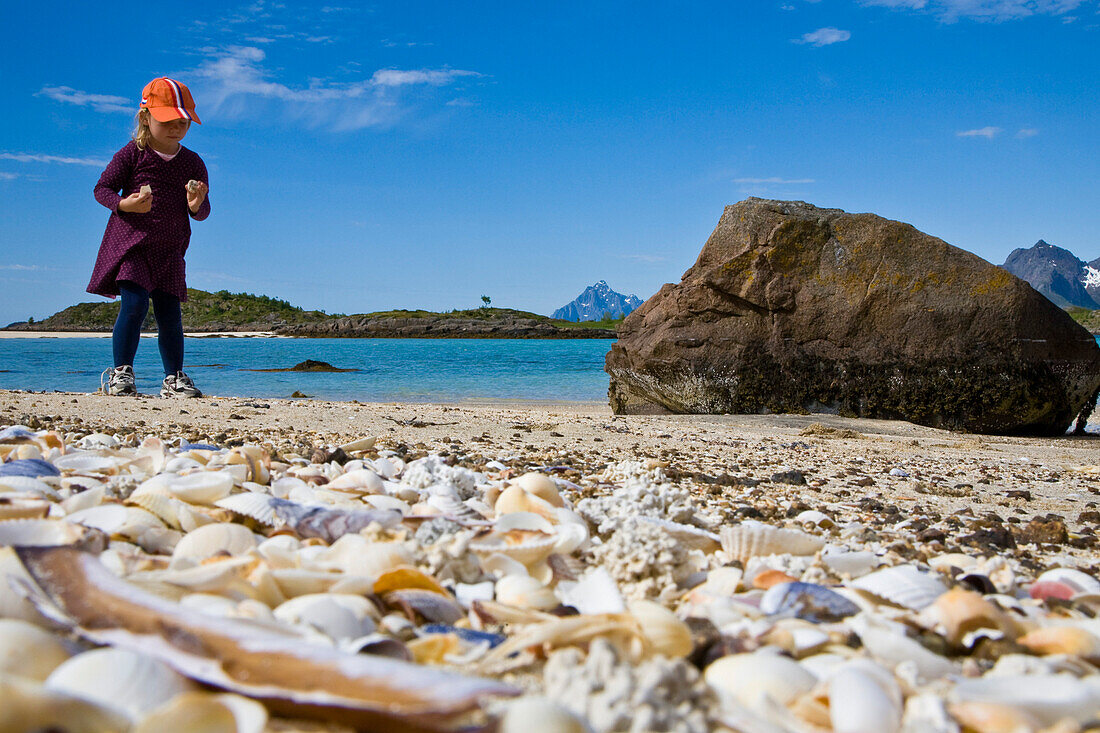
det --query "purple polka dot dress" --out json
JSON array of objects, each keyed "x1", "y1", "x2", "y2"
[{"x1": 87, "y1": 141, "x2": 210, "y2": 301}]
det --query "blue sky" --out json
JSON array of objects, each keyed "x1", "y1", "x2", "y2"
[{"x1": 1, "y1": 0, "x2": 1098, "y2": 325}]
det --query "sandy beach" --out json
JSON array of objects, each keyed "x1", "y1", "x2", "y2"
[{"x1": 3, "y1": 389, "x2": 1100, "y2": 731}]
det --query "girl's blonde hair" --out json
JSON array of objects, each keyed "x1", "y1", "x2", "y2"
[{"x1": 133, "y1": 108, "x2": 151, "y2": 150}]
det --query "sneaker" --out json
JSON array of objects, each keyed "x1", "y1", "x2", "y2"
[
  {"x1": 101, "y1": 365, "x2": 137, "y2": 396},
  {"x1": 161, "y1": 371, "x2": 203, "y2": 398}
]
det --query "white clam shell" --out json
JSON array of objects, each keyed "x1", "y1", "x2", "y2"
[
  {"x1": 64, "y1": 505, "x2": 165, "y2": 538},
  {"x1": 165, "y1": 471, "x2": 235, "y2": 505},
  {"x1": 828, "y1": 661, "x2": 903, "y2": 733},
  {"x1": 499, "y1": 697, "x2": 592, "y2": 733},
  {"x1": 45, "y1": 648, "x2": 198, "y2": 722},
  {"x1": 0, "y1": 476, "x2": 60, "y2": 499},
  {"x1": 326, "y1": 469, "x2": 384, "y2": 495},
  {"x1": 314, "y1": 535, "x2": 412, "y2": 577},
  {"x1": 821, "y1": 546, "x2": 881, "y2": 578},
  {"x1": 215, "y1": 492, "x2": 283, "y2": 526},
  {"x1": 1035, "y1": 567, "x2": 1100, "y2": 596},
  {"x1": 628, "y1": 599, "x2": 692, "y2": 658},
  {"x1": 0, "y1": 547, "x2": 45, "y2": 622},
  {"x1": 0, "y1": 619, "x2": 72, "y2": 681},
  {"x1": 705, "y1": 650, "x2": 818, "y2": 710},
  {"x1": 470, "y1": 529, "x2": 557, "y2": 569},
  {"x1": 135, "y1": 691, "x2": 268, "y2": 733},
  {"x1": 274, "y1": 593, "x2": 378, "y2": 640},
  {"x1": 719, "y1": 521, "x2": 825, "y2": 565},
  {"x1": 950, "y1": 674, "x2": 1100, "y2": 727},
  {"x1": 557, "y1": 567, "x2": 625, "y2": 615},
  {"x1": 0, "y1": 673, "x2": 131, "y2": 733},
  {"x1": 0, "y1": 518, "x2": 90, "y2": 547},
  {"x1": 495, "y1": 574, "x2": 559, "y2": 610},
  {"x1": 170, "y1": 522, "x2": 258, "y2": 567},
  {"x1": 850, "y1": 565, "x2": 947, "y2": 610},
  {"x1": 52, "y1": 453, "x2": 126, "y2": 474},
  {"x1": 513, "y1": 472, "x2": 565, "y2": 507},
  {"x1": 338, "y1": 436, "x2": 376, "y2": 453},
  {"x1": 847, "y1": 613, "x2": 956, "y2": 683}
]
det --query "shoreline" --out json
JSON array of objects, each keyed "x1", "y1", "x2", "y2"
[{"x1": 0, "y1": 331, "x2": 281, "y2": 339}]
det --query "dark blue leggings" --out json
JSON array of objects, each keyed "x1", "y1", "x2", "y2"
[{"x1": 113, "y1": 281, "x2": 184, "y2": 375}]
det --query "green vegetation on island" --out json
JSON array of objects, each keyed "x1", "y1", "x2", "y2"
[
  {"x1": 5, "y1": 290, "x2": 624, "y2": 338},
  {"x1": 1067, "y1": 306, "x2": 1100, "y2": 335}
]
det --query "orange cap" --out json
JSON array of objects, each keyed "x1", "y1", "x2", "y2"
[{"x1": 140, "y1": 77, "x2": 202, "y2": 124}]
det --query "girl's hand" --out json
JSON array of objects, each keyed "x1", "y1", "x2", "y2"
[
  {"x1": 118, "y1": 190, "x2": 152, "y2": 213},
  {"x1": 186, "y1": 180, "x2": 207, "y2": 213}
]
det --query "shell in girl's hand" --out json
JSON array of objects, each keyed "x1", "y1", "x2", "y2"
[
  {"x1": 140, "y1": 185, "x2": 152, "y2": 196},
  {"x1": 719, "y1": 521, "x2": 825, "y2": 565},
  {"x1": 186, "y1": 180, "x2": 200, "y2": 193}
]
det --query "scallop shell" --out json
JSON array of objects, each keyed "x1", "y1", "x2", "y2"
[
  {"x1": 0, "y1": 619, "x2": 72, "y2": 681},
  {"x1": 51, "y1": 453, "x2": 126, "y2": 475},
  {"x1": 0, "y1": 518, "x2": 97, "y2": 547},
  {"x1": 628, "y1": 600, "x2": 692, "y2": 658},
  {"x1": 850, "y1": 565, "x2": 947, "y2": 610},
  {"x1": 0, "y1": 497, "x2": 50, "y2": 520},
  {"x1": 638, "y1": 516, "x2": 721, "y2": 552},
  {"x1": 0, "y1": 673, "x2": 131, "y2": 733},
  {"x1": 164, "y1": 471, "x2": 235, "y2": 505},
  {"x1": 135, "y1": 692, "x2": 268, "y2": 733},
  {"x1": 719, "y1": 521, "x2": 825, "y2": 565},
  {"x1": 512, "y1": 472, "x2": 565, "y2": 507},
  {"x1": 46, "y1": 648, "x2": 198, "y2": 722},
  {"x1": 170, "y1": 522, "x2": 258, "y2": 567},
  {"x1": 63, "y1": 505, "x2": 166, "y2": 539},
  {"x1": 127, "y1": 492, "x2": 214, "y2": 532},
  {"x1": 316, "y1": 535, "x2": 412, "y2": 578},
  {"x1": 274, "y1": 593, "x2": 378, "y2": 641},
  {"x1": 470, "y1": 528, "x2": 558, "y2": 569},
  {"x1": 214, "y1": 492, "x2": 283, "y2": 526},
  {"x1": 0, "y1": 475, "x2": 60, "y2": 499}
]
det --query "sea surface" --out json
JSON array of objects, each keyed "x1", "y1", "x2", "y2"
[
  {"x1": 0, "y1": 337, "x2": 614, "y2": 402},
  {"x1": 2, "y1": 335, "x2": 1098, "y2": 405}
]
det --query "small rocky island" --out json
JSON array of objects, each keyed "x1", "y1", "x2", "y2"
[{"x1": 606, "y1": 198, "x2": 1100, "y2": 435}]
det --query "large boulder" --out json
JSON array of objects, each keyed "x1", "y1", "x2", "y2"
[{"x1": 606, "y1": 199, "x2": 1100, "y2": 435}]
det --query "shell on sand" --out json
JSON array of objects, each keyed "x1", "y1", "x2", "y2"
[
  {"x1": 1016, "y1": 626, "x2": 1100, "y2": 660},
  {"x1": 0, "y1": 518, "x2": 98, "y2": 548},
  {"x1": 828, "y1": 661, "x2": 903, "y2": 733},
  {"x1": 63, "y1": 505, "x2": 166, "y2": 540},
  {"x1": 46, "y1": 648, "x2": 198, "y2": 722},
  {"x1": 326, "y1": 469, "x2": 385, "y2": 495},
  {"x1": 135, "y1": 692, "x2": 268, "y2": 733},
  {"x1": 273, "y1": 593, "x2": 378, "y2": 641},
  {"x1": 170, "y1": 522, "x2": 259, "y2": 567},
  {"x1": 850, "y1": 565, "x2": 947, "y2": 611},
  {"x1": 163, "y1": 471, "x2": 235, "y2": 505},
  {"x1": 214, "y1": 492, "x2": 283, "y2": 527},
  {"x1": 719, "y1": 521, "x2": 825, "y2": 565},
  {"x1": 495, "y1": 574, "x2": 559, "y2": 610},
  {"x1": 918, "y1": 588, "x2": 1012, "y2": 645},
  {"x1": 0, "y1": 673, "x2": 131, "y2": 733},
  {"x1": 638, "y1": 516, "x2": 721, "y2": 552},
  {"x1": 512, "y1": 472, "x2": 565, "y2": 508},
  {"x1": 470, "y1": 528, "x2": 558, "y2": 569},
  {"x1": 0, "y1": 619, "x2": 72, "y2": 681},
  {"x1": 627, "y1": 600, "x2": 692, "y2": 658},
  {"x1": 704, "y1": 651, "x2": 818, "y2": 708}
]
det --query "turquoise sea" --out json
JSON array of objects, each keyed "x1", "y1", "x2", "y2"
[
  {"x1": 0, "y1": 337, "x2": 614, "y2": 402},
  {"x1": 1, "y1": 336, "x2": 1098, "y2": 404}
]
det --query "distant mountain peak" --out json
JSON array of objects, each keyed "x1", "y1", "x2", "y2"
[
  {"x1": 1002, "y1": 240, "x2": 1100, "y2": 309},
  {"x1": 552, "y1": 281, "x2": 644, "y2": 322}
]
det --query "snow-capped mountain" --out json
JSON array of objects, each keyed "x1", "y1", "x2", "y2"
[
  {"x1": 1002, "y1": 240, "x2": 1100, "y2": 309},
  {"x1": 551, "y1": 281, "x2": 644, "y2": 322}
]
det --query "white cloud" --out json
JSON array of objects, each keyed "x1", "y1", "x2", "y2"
[
  {"x1": 957, "y1": 126, "x2": 1002, "y2": 138},
  {"x1": 795, "y1": 27, "x2": 853, "y2": 45},
  {"x1": 0, "y1": 264, "x2": 48, "y2": 271},
  {"x1": 1016, "y1": 127, "x2": 1040, "y2": 138},
  {"x1": 860, "y1": 0, "x2": 1086, "y2": 22},
  {"x1": 735, "y1": 177, "x2": 816, "y2": 184},
  {"x1": 0, "y1": 172, "x2": 17, "y2": 181},
  {"x1": 0, "y1": 153, "x2": 108, "y2": 166},
  {"x1": 188, "y1": 46, "x2": 482, "y2": 130},
  {"x1": 618, "y1": 254, "x2": 667, "y2": 263},
  {"x1": 35, "y1": 86, "x2": 132, "y2": 114}
]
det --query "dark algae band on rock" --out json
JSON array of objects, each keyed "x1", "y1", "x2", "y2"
[{"x1": 606, "y1": 198, "x2": 1100, "y2": 435}]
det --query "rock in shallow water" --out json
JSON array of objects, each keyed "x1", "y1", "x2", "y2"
[{"x1": 605, "y1": 198, "x2": 1100, "y2": 434}]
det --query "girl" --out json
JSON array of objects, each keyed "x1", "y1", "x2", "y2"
[{"x1": 87, "y1": 77, "x2": 210, "y2": 397}]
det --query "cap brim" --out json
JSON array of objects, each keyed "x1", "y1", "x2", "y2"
[{"x1": 146, "y1": 106, "x2": 202, "y2": 125}]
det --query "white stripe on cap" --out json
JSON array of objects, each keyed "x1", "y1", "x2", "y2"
[{"x1": 163, "y1": 78, "x2": 193, "y2": 122}]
